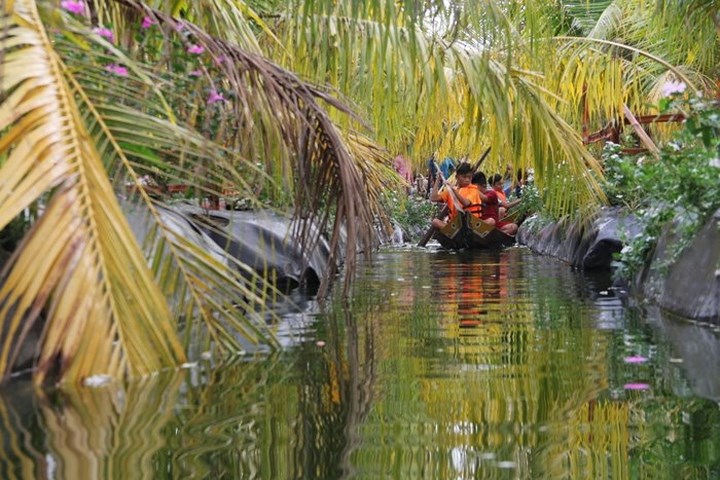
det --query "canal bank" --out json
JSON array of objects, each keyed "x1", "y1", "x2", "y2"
[{"x1": 517, "y1": 207, "x2": 720, "y2": 324}]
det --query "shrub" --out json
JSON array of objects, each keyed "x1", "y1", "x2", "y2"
[{"x1": 604, "y1": 96, "x2": 720, "y2": 280}]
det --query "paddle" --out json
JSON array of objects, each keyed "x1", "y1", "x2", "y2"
[
  {"x1": 435, "y1": 162, "x2": 466, "y2": 214},
  {"x1": 417, "y1": 147, "x2": 491, "y2": 247}
]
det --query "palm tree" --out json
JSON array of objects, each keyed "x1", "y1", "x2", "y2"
[
  {"x1": 1, "y1": 0, "x2": 716, "y2": 386},
  {"x1": 260, "y1": 0, "x2": 609, "y2": 214},
  {"x1": 0, "y1": 0, "x2": 385, "y2": 385},
  {"x1": 258, "y1": 0, "x2": 716, "y2": 212}
]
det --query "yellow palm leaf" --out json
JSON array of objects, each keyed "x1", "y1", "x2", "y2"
[{"x1": 0, "y1": 0, "x2": 185, "y2": 385}]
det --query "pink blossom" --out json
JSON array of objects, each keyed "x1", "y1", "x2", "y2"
[
  {"x1": 92, "y1": 27, "x2": 115, "y2": 42},
  {"x1": 187, "y1": 44, "x2": 205, "y2": 55},
  {"x1": 623, "y1": 383, "x2": 650, "y2": 390},
  {"x1": 624, "y1": 356, "x2": 648, "y2": 364},
  {"x1": 141, "y1": 16, "x2": 157, "y2": 29},
  {"x1": 214, "y1": 55, "x2": 227, "y2": 65},
  {"x1": 105, "y1": 64, "x2": 129, "y2": 76},
  {"x1": 188, "y1": 69, "x2": 203, "y2": 77},
  {"x1": 661, "y1": 81, "x2": 687, "y2": 97},
  {"x1": 60, "y1": 0, "x2": 85, "y2": 15},
  {"x1": 207, "y1": 90, "x2": 225, "y2": 104}
]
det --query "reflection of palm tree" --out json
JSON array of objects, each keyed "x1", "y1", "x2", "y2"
[
  {"x1": 338, "y1": 305, "x2": 377, "y2": 478},
  {"x1": 0, "y1": 374, "x2": 183, "y2": 479}
]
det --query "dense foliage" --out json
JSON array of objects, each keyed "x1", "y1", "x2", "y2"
[
  {"x1": 0, "y1": 0, "x2": 718, "y2": 385},
  {"x1": 602, "y1": 95, "x2": 720, "y2": 279}
]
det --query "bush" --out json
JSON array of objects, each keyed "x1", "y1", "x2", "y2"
[
  {"x1": 380, "y1": 190, "x2": 438, "y2": 242},
  {"x1": 603, "y1": 96, "x2": 720, "y2": 279}
]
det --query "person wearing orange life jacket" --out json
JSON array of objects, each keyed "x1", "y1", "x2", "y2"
[{"x1": 429, "y1": 162, "x2": 481, "y2": 229}]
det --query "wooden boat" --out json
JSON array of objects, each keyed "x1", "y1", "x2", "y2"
[{"x1": 432, "y1": 212, "x2": 516, "y2": 249}]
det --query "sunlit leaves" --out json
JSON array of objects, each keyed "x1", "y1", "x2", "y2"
[{"x1": 0, "y1": 0, "x2": 185, "y2": 385}]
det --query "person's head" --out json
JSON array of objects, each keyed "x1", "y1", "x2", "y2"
[
  {"x1": 490, "y1": 173, "x2": 503, "y2": 191},
  {"x1": 516, "y1": 168, "x2": 524, "y2": 183},
  {"x1": 472, "y1": 171, "x2": 487, "y2": 190},
  {"x1": 455, "y1": 162, "x2": 473, "y2": 186}
]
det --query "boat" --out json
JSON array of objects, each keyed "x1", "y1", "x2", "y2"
[{"x1": 432, "y1": 212, "x2": 516, "y2": 249}]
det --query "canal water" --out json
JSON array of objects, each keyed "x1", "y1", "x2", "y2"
[{"x1": 1, "y1": 247, "x2": 719, "y2": 479}]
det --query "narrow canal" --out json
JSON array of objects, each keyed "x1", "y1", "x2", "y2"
[{"x1": 1, "y1": 247, "x2": 719, "y2": 479}]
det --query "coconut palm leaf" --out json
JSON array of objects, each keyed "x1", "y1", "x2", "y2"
[
  {"x1": 105, "y1": 0, "x2": 379, "y2": 259},
  {"x1": 543, "y1": 1, "x2": 714, "y2": 146},
  {"x1": 86, "y1": 0, "x2": 270, "y2": 54},
  {"x1": 655, "y1": 0, "x2": 720, "y2": 46},
  {"x1": 259, "y1": 1, "x2": 610, "y2": 215},
  {"x1": 0, "y1": 1, "x2": 400, "y2": 379},
  {"x1": 1, "y1": 0, "x2": 389, "y2": 384},
  {"x1": 0, "y1": 0, "x2": 186, "y2": 385},
  {"x1": 559, "y1": 1, "x2": 618, "y2": 36}
]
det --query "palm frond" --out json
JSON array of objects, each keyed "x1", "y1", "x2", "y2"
[
  {"x1": 0, "y1": 0, "x2": 186, "y2": 385},
  {"x1": 259, "y1": 2, "x2": 611, "y2": 216},
  {"x1": 560, "y1": 1, "x2": 618, "y2": 36},
  {"x1": 54, "y1": 4, "x2": 373, "y2": 347},
  {"x1": 585, "y1": 2, "x2": 623, "y2": 39},
  {"x1": 1, "y1": 0, "x2": 390, "y2": 384}
]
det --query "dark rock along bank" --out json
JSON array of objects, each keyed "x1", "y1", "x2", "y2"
[{"x1": 517, "y1": 207, "x2": 720, "y2": 324}]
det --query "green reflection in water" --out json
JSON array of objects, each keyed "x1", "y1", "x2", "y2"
[{"x1": 0, "y1": 248, "x2": 718, "y2": 479}]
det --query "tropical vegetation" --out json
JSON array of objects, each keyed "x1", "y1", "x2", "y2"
[
  {"x1": 602, "y1": 94, "x2": 720, "y2": 280},
  {"x1": 0, "y1": 0, "x2": 717, "y2": 385}
]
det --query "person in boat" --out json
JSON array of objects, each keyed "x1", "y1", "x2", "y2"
[
  {"x1": 472, "y1": 172, "x2": 518, "y2": 236},
  {"x1": 439, "y1": 156, "x2": 457, "y2": 181},
  {"x1": 426, "y1": 154, "x2": 438, "y2": 198},
  {"x1": 501, "y1": 164, "x2": 513, "y2": 197},
  {"x1": 490, "y1": 173, "x2": 521, "y2": 219},
  {"x1": 393, "y1": 154, "x2": 414, "y2": 194},
  {"x1": 512, "y1": 168, "x2": 525, "y2": 198},
  {"x1": 415, "y1": 173, "x2": 429, "y2": 198},
  {"x1": 429, "y1": 162, "x2": 480, "y2": 229}
]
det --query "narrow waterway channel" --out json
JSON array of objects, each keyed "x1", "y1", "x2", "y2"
[{"x1": 1, "y1": 247, "x2": 719, "y2": 479}]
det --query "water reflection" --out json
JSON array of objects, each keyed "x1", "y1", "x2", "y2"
[
  {"x1": 0, "y1": 373, "x2": 183, "y2": 479},
  {"x1": 0, "y1": 248, "x2": 718, "y2": 479}
]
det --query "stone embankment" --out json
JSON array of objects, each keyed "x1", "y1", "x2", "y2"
[{"x1": 517, "y1": 207, "x2": 719, "y2": 324}]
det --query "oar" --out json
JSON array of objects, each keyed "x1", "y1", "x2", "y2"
[
  {"x1": 436, "y1": 163, "x2": 466, "y2": 215},
  {"x1": 417, "y1": 147, "x2": 491, "y2": 247}
]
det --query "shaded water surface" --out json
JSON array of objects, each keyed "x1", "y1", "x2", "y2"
[{"x1": 1, "y1": 248, "x2": 719, "y2": 479}]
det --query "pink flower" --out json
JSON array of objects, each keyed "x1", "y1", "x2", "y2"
[
  {"x1": 92, "y1": 27, "x2": 115, "y2": 42},
  {"x1": 214, "y1": 55, "x2": 227, "y2": 65},
  {"x1": 624, "y1": 356, "x2": 648, "y2": 364},
  {"x1": 105, "y1": 64, "x2": 129, "y2": 76},
  {"x1": 187, "y1": 44, "x2": 205, "y2": 55},
  {"x1": 60, "y1": 0, "x2": 85, "y2": 15},
  {"x1": 623, "y1": 383, "x2": 650, "y2": 390},
  {"x1": 141, "y1": 16, "x2": 157, "y2": 29},
  {"x1": 188, "y1": 69, "x2": 203, "y2": 77},
  {"x1": 207, "y1": 90, "x2": 225, "y2": 104}
]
